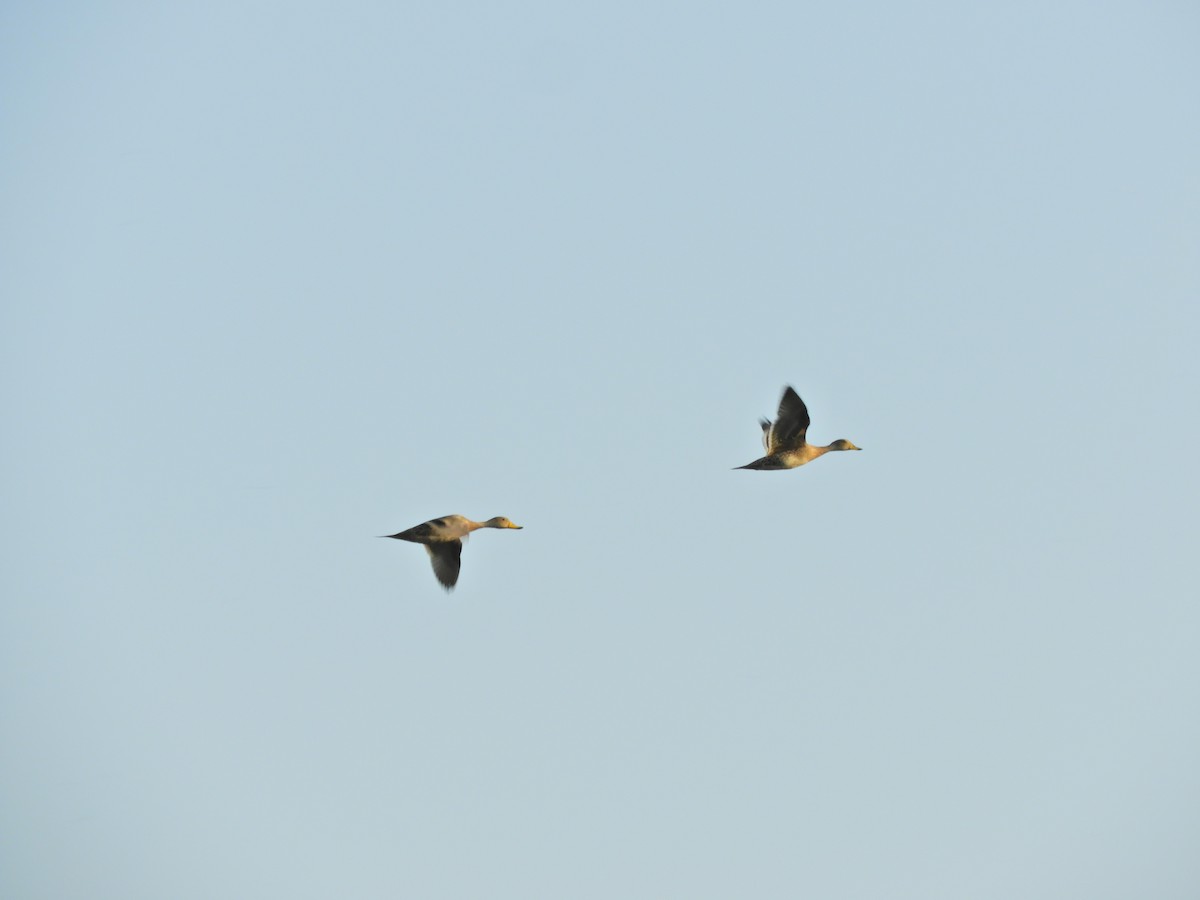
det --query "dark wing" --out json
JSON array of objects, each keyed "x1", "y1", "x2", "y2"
[
  {"x1": 767, "y1": 386, "x2": 810, "y2": 451},
  {"x1": 426, "y1": 540, "x2": 463, "y2": 589}
]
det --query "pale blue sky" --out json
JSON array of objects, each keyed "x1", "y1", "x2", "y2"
[{"x1": 3, "y1": 2, "x2": 1199, "y2": 898}]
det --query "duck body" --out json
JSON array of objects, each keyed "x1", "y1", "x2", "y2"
[
  {"x1": 383, "y1": 514, "x2": 522, "y2": 590},
  {"x1": 738, "y1": 443, "x2": 834, "y2": 470},
  {"x1": 736, "y1": 386, "x2": 861, "y2": 471}
]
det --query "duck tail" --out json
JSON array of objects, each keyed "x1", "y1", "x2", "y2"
[{"x1": 734, "y1": 457, "x2": 771, "y2": 470}]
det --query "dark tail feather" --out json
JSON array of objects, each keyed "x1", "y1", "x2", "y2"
[{"x1": 734, "y1": 457, "x2": 771, "y2": 470}]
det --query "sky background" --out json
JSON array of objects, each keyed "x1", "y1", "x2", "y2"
[{"x1": 3, "y1": 2, "x2": 1199, "y2": 897}]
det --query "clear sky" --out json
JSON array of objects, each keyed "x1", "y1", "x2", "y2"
[{"x1": 3, "y1": 2, "x2": 1199, "y2": 898}]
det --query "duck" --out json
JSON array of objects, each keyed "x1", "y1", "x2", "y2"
[
  {"x1": 735, "y1": 386, "x2": 861, "y2": 470},
  {"x1": 382, "y1": 515, "x2": 522, "y2": 590}
]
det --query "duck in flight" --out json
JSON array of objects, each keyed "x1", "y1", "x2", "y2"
[
  {"x1": 736, "y1": 386, "x2": 861, "y2": 470},
  {"x1": 382, "y1": 514, "x2": 522, "y2": 590}
]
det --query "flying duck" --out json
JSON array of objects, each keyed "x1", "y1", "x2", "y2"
[
  {"x1": 382, "y1": 514, "x2": 522, "y2": 589},
  {"x1": 736, "y1": 386, "x2": 861, "y2": 470}
]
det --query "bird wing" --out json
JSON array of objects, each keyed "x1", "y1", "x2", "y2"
[
  {"x1": 759, "y1": 418, "x2": 772, "y2": 451},
  {"x1": 767, "y1": 386, "x2": 810, "y2": 452},
  {"x1": 426, "y1": 540, "x2": 463, "y2": 589}
]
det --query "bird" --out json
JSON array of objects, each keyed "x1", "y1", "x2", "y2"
[
  {"x1": 735, "y1": 385, "x2": 861, "y2": 470},
  {"x1": 381, "y1": 514, "x2": 523, "y2": 590}
]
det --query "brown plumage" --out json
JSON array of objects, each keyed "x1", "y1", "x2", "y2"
[
  {"x1": 382, "y1": 514, "x2": 522, "y2": 590},
  {"x1": 736, "y1": 386, "x2": 861, "y2": 470}
]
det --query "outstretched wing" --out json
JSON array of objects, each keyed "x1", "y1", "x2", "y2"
[
  {"x1": 766, "y1": 386, "x2": 810, "y2": 452},
  {"x1": 426, "y1": 540, "x2": 463, "y2": 589}
]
